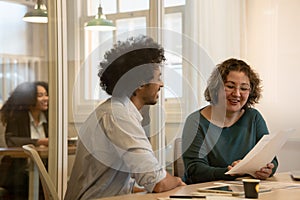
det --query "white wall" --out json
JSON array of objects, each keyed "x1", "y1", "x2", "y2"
[
  {"x1": 245, "y1": 0, "x2": 300, "y2": 172},
  {"x1": 0, "y1": 2, "x2": 27, "y2": 54}
]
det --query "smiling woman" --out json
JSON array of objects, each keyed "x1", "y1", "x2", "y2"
[
  {"x1": 181, "y1": 58, "x2": 278, "y2": 184},
  {"x1": 0, "y1": 81, "x2": 49, "y2": 198},
  {"x1": 0, "y1": 81, "x2": 49, "y2": 147}
]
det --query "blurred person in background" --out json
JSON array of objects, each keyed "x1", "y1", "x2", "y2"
[{"x1": 0, "y1": 81, "x2": 49, "y2": 199}]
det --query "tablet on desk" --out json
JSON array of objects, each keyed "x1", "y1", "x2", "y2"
[
  {"x1": 198, "y1": 184, "x2": 244, "y2": 196},
  {"x1": 291, "y1": 171, "x2": 300, "y2": 181},
  {"x1": 198, "y1": 184, "x2": 272, "y2": 196}
]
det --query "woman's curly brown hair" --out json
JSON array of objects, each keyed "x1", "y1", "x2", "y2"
[
  {"x1": 204, "y1": 58, "x2": 262, "y2": 108},
  {"x1": 98, "y1": 35, "x2": 165, "y2": 97}
]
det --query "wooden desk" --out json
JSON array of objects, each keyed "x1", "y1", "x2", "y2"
[
  {"x1": 97, "y1": 172, "x2": 300, "y2": 200},
  {"x1": 0, "y1": 146, "x2": 76, "y2": 200},
  {"x1": 0, "y1": 147, "x2": 29, "y2": 158},
  {"x1": 0, "y1": 146, "x2": 76, "y2": 158}
]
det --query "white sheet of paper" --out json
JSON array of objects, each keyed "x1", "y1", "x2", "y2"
[{"x1": 225, "y1": 129, "x2": 293, "y2": 177}]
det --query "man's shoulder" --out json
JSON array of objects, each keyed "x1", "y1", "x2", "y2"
[
  {"x1": 92, "y1": 97, "x2": 135, "y2": 121},
  {"x1": 96, "y1": 97, "x2": 128, "y2": 112}
]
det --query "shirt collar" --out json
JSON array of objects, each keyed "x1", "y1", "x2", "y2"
[
  {"x1": 113, "y1": 96, "x2": 143, "y2": 122},
  {"x1": 29, "y1": 112, "x2": 47, "y2": 125}
]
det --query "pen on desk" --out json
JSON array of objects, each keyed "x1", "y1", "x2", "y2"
[{"x1": 169, "y1": 195, "x2": 206, "y2": 199}]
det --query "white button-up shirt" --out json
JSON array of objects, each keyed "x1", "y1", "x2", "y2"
[
  {"x1": 64, "y1": 96, "x2": 166, "y2": 200},
  {"x1": 29, "y1": 111, "x2": 47, "y2": 139}
]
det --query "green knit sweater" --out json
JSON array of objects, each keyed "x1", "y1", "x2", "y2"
[{"x1": 182, "y1": 107, "x2": 278, "y2": 184}]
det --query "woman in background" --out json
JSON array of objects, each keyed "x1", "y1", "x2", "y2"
[
  {"x1": 0, "y1": 81, "x2": 49, "y2": 199},
  {"x1": 1, "y1": 81, "x2": 49, "y2": 146},
  {"x1": 182, "y1": 58, "x2": 278, "y2": 184}
]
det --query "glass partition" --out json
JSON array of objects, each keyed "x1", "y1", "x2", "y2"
[{"x1": 0, "y1": 0, "x2": 49, "y2": 198}]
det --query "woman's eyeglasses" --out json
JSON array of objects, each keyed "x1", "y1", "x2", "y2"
[{"x1": 224, "y1": 83, "x2": 251, "y2": 94}]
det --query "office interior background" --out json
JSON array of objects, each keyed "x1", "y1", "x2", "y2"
[{"x1": 0, "y1": 0, "x2": 300, "y2": 198}]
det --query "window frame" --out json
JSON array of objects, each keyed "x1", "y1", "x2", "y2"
[{"x1": 73, "y1": 0, "x2": 185, "y2": 123}]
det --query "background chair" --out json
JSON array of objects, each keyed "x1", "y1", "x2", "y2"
[
  {"x1": 173, "y1": 138, "x2": 184, "y2": 178},
  {"x1": 0, "y1": 122, "x2": 7, "y2": 162},
  {"x1": 0, "y1": 123, "x2": 9, "y2": 199},
  {"x1": 22, "y1": 144, "x2": 59, "y2": 200},
  {"x1": 0, "y1": 123, "x2": 7, "y2": 149}
]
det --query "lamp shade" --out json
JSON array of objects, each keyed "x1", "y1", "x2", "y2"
[
  {"x1": 23, "y1": 0, "x2": 48, "y2": 23},
  {"x1": 84, "y1": 5, "x2": 116, "y2": 31}
]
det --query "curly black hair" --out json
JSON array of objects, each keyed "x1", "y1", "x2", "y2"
[
  {"x1": 98, "y1": 35, "x2": 165, "y2": 97},
  {"x1": 204, "y1": 58, "x2": 262, "y2": 108}
]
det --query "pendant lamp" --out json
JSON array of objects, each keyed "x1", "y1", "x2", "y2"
[
  {"x1": 85, "y1": 2, "x2": 116, "y2": 31},
  {"x1": 23, "y1": 0, "x2": 48, "y2": 23}
]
